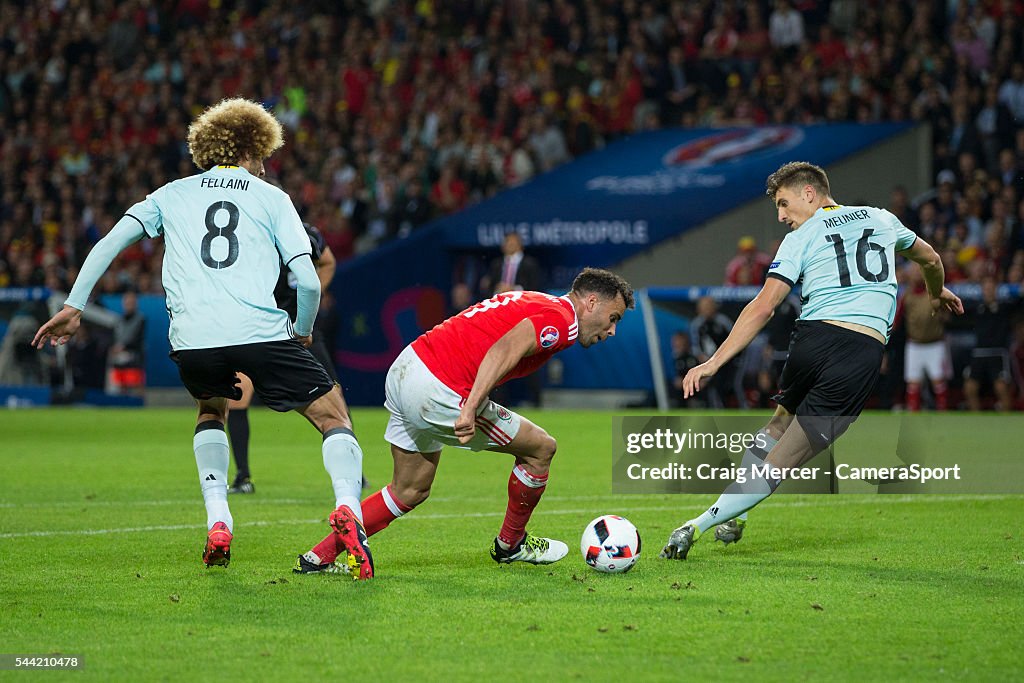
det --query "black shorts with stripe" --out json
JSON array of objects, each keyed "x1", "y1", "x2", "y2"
[
  {"x1": 774, "y1": 321, "x2": 885, "y2": 450},
  {"x1": 309, "y1": 337, "x2": 339, "y2": 382},
  {"x1": 171, "y1": 339, "x2": 334, "y2": 412}
]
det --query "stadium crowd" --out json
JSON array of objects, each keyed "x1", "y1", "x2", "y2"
[
  {"x1": 3, "y1": 0, "x2": 1024, "y2": 293},
  {"x1": 1, "y1": 0, "x2": 1023, "y2": 408}
]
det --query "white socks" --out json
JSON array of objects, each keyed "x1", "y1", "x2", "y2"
[
  {"x1": 194, "y1": 425, "x2": 232, "y2": 532},
  {"x1": 323, "y1": 428, "x2": 364, "y2": 521},
  {"x1": 694, "y1": 428, "x2": 780, "y2": 533}
]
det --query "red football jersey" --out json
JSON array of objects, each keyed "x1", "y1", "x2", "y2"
[{"x1": 411, "y1": 290, "x2": 579, "y2": 397}]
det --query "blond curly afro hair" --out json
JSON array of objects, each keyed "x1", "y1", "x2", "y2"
[{"x1": 187, "y1": 98, "x2": 284, "y2": 170}]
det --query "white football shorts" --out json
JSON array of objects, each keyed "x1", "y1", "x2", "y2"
[
  {"x1": 384, "y1": 345, "x2": 522, "y2": 453},
  {"x1": 904, "y1": 340, "x2": 951, "y2": 383}
]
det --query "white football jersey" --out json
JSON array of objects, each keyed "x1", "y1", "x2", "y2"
[{"x1": 126, "y1": 165, "x2": 311, "y2": 350}]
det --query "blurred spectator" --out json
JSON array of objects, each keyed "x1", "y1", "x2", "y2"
[
  {"x1": 897, "y1": 266, "x2": 951, "y2": 411},
  {"x1": 395, "y1": 178, "x2": 433, "y2": 238},
  {"x1": 964, "y1": 277, "x2": 1014, "y2": 411},
  {"x1": 0, "y1": 310, "x2": 46, "y2": 385},
  {"x1": 769, "y1": 0, "x2": 805, "y2": 57},
  {"x1": 755, "y1": 291, "x2": 800, "y2": 407},
  {"x1": 888, "y1": 185, "x2": 919, "y2": 233},
  {"x1": 68, "y1": 323, "x2": 108, "y2": 391},
  {"x1": 998, "y1": 63, "x2": 1024, "y2": 126},
  {"x1": 724, "y1": 236, "x2": 772, "y2": 286},
  {"x1": 480, "y1": 231, "x2": 544, "y2": 297},
  {"x1": 1011, "y1": 320, "x2": 1024, "y2": 409},
  {"x1": 107, "y1": 290, "x2": 145, "y2": 395},
  {"x1": 690, "y1": 296, "x2": 744, "y2": 408},
  {"x1": 670, "y1": 330, "x2": 701, "y2": 408}
]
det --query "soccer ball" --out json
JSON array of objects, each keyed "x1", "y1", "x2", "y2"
[{"x1": 581, "y1": 515, "x2": 641, "y2": 573}]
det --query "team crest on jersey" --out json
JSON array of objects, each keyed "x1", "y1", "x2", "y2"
[
  {"x1": 497, "y1": 406, "x2": 512, "y2": 421},
  {"x1": 539, "y1": 326, "x2": 559, "y2": 348}
]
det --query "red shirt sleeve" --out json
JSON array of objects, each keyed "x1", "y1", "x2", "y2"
[{"x1": 525, "y1": 305, "x2": 573, "y2": 352}]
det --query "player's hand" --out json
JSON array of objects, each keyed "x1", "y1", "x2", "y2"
[
  {"x1": 682, "y1": 361, "x2": 718, "y2": 399},
  {"x1": 294, "y1": 333, "x2": 313, "y2": 348},
  {"x1": 932, "y1": 287, "x2": 964, "y2": 316},
  {"x1": 32, "y1": 305, "x2": 83, "y2": 349},
  {"x1": 454, "y1": 403, "x2": 477, "y2": 444}
]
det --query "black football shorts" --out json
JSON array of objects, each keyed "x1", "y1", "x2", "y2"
[
  {"x1": 774, "y1": 321, "x2": 885, "y2": 451},
  {"x1": 171, "y1": 339, "x2": 334, "y2": 411}
]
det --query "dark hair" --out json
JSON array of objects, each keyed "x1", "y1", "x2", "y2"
[
  {"x1": 765, "y1": 161, "x2": 831, "y2": 199},
  {"x1": 571, "y1": 267, "x2": 635, "y2": 309}
]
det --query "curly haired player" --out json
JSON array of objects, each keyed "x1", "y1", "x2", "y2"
[{"x1": 33, "y1": 99, "x2": 373, "y2": 579}]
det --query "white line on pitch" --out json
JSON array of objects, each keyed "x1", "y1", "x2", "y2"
[
  {"x1": 1, "y1": 491, "x2": 1019, "y2": 510},
  {"x1": 0, "y1": 493, "x2": 1017, "y2": 539}
]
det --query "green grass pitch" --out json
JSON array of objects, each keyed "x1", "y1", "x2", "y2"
[{"x1": 2, "y1": 408, "x2": 1022, "y2": 680}]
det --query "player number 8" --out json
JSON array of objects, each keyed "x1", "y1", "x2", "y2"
[{"x1": 201, "y1": 200, "x2": 240, "y2": 269}]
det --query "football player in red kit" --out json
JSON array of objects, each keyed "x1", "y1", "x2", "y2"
[{"x1": 296, "y1": 267, "x2": 634, "y2": 571}]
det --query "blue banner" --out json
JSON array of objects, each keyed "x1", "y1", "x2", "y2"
[
  {"x1": 438, "y1": 124, "x2": 912, "y2": 271},
  {"x1": 332, "y1": 123, "x2": 915, "y2": 404}
]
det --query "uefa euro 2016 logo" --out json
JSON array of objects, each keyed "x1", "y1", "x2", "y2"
[{"x1": 539, "y1": 326, "x2": 559, "y2": 348}]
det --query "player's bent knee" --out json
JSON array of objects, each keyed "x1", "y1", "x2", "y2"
[
  {"x1": 541, "y1": 433, "x2": 557, "y2": 461},
  {"x1": 196, "y1": 398, "x2": 227, "y2": 424},
  {"x1": 392, "y1": 482, "x2": 431, "y2": 507},
  {"x1": 524, "y1": 434, "x2": 557, "y2": 473}
]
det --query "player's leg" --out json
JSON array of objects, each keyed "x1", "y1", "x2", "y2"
[
  {"x1": 295, "y1": 385, "x2": 374, "y2": 578},
  {"x1": 662, "y1": 322, "x2": 882, "y2": 560},
  {"x1": 486, "y1": 415, "x2": 569, "y2": 565},
  {"x1": 995, "y1": 358, "x2": 1013, "y2": 410},
  {"x1": 298, "y1": 421, "x2": 440, "y2": 576},
  {"x1": 662, "y1": 406, "x2": 820, "y2": 560},
  {"x1": 235, "y1": 339, "x2": 371, "y2": 578},
  {"x1": 905, "y1": 341, "x2": 923, "y2": 411},
  {"x1": 927, "y1": 342, "x2": 950, "y2": 410},
  {"x1": 227, "y1": 373, "x2": 255, "y2": 493},
  {"x1": 171, "y1": 347, "x2": 243, "y2": 567},
  {"x1": 355, "y1": 348, "x2": 450, "y2": 541},
  {"x1": 713, "y1": 405, "x2": 790, "y2": 544},
  {"x1": 302, "y1": 345, "x2": 440, "y2": 576},
  {"x1": 310, "y1": 337, "x2": 369, "y2": 490},
  {"x1": 707, "y1": 334, "x2": 811, "y2": 547},
  {"x1": 359, "y1": 444, "x2": 441, "y2": 537},
  {"x1": 964, "y1": 368, "x2": 982, "y2": 411},
  {"x1": 195, "y1": 397, "x2": 234, "y2": 567},
  {"x1": 296, "y1": 385, "x2": 361, "y2": 512},
  {"x1": 239, "y1": 341, "x2": 363, "y2": 522}
]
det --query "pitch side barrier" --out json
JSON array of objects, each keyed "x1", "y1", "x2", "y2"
[{"x1": 639, "y1": 283, "x2": 1021, "y2": 411}]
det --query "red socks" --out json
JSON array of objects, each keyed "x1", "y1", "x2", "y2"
[
  {"x1": 906, "y1": 383, "x2": 921, "y2": 412},
  {"x1": 362, "y1": 485, "x2": 413, "y2": 537},
  {"x1": 906, "y1": 382, "x2": 947, "y2": 411},
  {"x1": 310, "y1": 533, "x2": 341, "y2": 564},
  {"x1": 308, "y1": 468, "x2": 550, "y2": 564},
  {"x1": 498, "y1": 465, "x2": 548, "y2": 548},
  {"x1": 309, "y1": 486, "x2": 414, "y2": 565},
  {"x1": 933, "y1": 381, "x2": 948, "y2": 411}
]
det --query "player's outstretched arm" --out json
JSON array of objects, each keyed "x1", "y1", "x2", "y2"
[
  {"x1": 455, "y1": 319, "x2": 537, "y2": 444},
  {"x1": 682, "y1": 278, "x2": 791, "y2": 399},
  {"x1": 899, "y1": 237, "x2": 964, "y2": 316},
  {"x1": 32, "y1": 305, "x2": 83, "y2": 348},
  {"x1": 33, "y1": 215, "x2": 146, "y2": 348}
]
